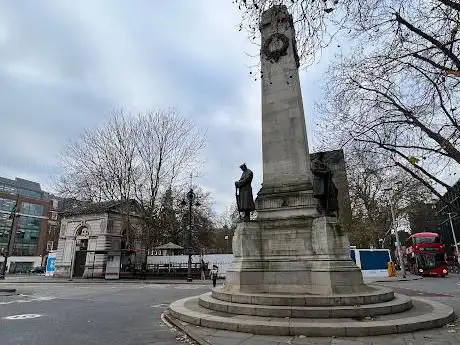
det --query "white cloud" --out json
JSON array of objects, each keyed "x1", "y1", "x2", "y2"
[
  {"x1": 210, "y1": 82, "x2": 261, "y2": 133},
  {"x1": 0, "y1": 0, "x2": 333, "y2": 214}
]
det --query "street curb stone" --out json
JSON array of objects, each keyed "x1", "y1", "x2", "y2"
[
  {"x1": 168, "y1": 294, "x2": 455, "y2": 337},
  {"x1": 164, "y1": 310, "x2": 211, "y2": 345}
]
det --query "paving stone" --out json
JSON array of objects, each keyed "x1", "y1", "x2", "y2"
[
  {"x1": 239, "y1": 338, "x2": 284, "y2": 345},
  {"x1": 204, "y1": 335, "x2": 248, "y2": 345},
  {"x1": 290, "y1": 336, "x2": 332, "y2": 344},
  {"x1": 211, "y1": 329, "x2": 253, "y2": 339},
  {"x1": 367, "y1": 337, "x2": 409, "y2": 345},
  {"x1": 330, "y1": 338, "x2": 370, "y2": 345},
  {"x1": 243, "y1": 334, "x2": 293, "y2": 343}
]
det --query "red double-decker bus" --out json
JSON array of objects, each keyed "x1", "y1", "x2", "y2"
[{"x1": 405, "y1": 232, "x2": 448, "y2": 277}]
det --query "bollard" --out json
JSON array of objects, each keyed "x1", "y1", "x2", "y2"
[{"x1": 387, "y1": 261, "x2": 396, "y2": 277}]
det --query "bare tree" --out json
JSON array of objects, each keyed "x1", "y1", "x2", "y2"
[
  {"x1": 57, "y1": 108, "x2": 206, "y2": 257},
  {"x1": 316, "y1": 0, "x2": 460, "y2": 202},
  {"x1": 58, "y1": 111, "x2": 139, "y2": 248},
  {"x1": 234, "y1": 0, "x2": 343, "y2": 68},
  {"x1": 58, "y1": 110, "x2": 138, "y2": 202},
  {"x1": 236, "y1": 1, "x2": 459, "y2": 201},
  {"x1": 217, "y1": 201, "x2": 240, "y2": 229},
  {"x1": 344, "y1": 146, "x2": 432, "y2": 247},
  {"x1": 133, "y1": 109, "x2": 205, "y2": 257},
  {"x1": 176, "y1": 186, "x2": 217, "y2": 251}
]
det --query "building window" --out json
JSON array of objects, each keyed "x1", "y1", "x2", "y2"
[
  {"x1": 21, "y1": 202, "x2": 44, "y2": 217},
  {"x1": 9, "y1": 261, "x2": 34, "y2": 273},
  {"x1": 16, "y1": 188, "x2": 42, "y2": 199},
  {"x1": 10, "y1": 215, "x2": 43, "y2": 256},
  {"x1": 0, "y1": 184, "x2": 16, "y2": 194},
  {"x1": 0, "y1": 198, "x2": 15, "y2": 214}
]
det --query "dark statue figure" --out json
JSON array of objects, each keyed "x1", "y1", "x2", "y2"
[
  {"x1": 311, "y1": 153, "x2": 339, "y2": 216},
  {"x1": 235, "y1": 163, "x2": 256, "y2": 221}
]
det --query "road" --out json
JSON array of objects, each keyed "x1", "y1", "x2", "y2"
[
  {"x1": 1, "y1": 276, "x2": 460, "y2": 345},
  {"x1": 370, "y1": 274, "x2": 460, "y2": 313},
  {"x1": 0, "y1": 282, "x2": 210, "y2": 345}
]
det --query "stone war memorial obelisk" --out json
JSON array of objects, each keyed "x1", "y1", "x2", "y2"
[{"x1": 168, "y1": 6, "x2": 454, "y2": 337}]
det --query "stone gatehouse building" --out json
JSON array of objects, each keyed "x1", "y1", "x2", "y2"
[{"x1": 55, "y1": 200, "x2": 143, "y2": 278}]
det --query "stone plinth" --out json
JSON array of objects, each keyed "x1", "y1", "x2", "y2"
[
  {"x1": 225, "y1": 216, "x2": 368, "y2": 295},
  {"x1": 309, "y1": 216, "x2": 368, "y2": 294},
  {"x1": 225, "y1": 222, "x2": 264, "y2": 293}
]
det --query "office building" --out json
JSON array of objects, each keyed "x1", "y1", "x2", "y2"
[{"x1": 0, "y1": 177, "x2": 55, "y2": 272}]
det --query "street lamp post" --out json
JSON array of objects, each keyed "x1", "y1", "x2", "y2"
[
  {"x1": 447, "y1": 212, "x2": 460, "y2": 265},
  {"x1": 225, "y1": 235, "x2": 229, "y2": 254},
  {"x1": 384, "y1": 186, "x2": 406, "y2": 279},
  {"x1": 181, "y1": 188, "x2": 200, "y2": 283},
  {"x1": 0, "y1": 196, "x2": 19, "y2": 280}
]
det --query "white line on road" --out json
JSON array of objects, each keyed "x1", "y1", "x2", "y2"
[
  {"x1": 3, "y1": 314, "x2": 42, "y2": 320},
  {"x1": 140, "y1": 284, "x2": 207, "y2": 290},
  {"x1": 0, "y1": 296, "x2": 54, "y2": 305},
  {"x1": 174, "y1": 285, "x2": 207, "y2": 289},
  {"x1": 151, "y1": 303, "x2": 169, "y2": 308}
]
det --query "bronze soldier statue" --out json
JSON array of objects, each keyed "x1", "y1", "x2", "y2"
[
  {"x1": 235, "y1": 163, "x2": 256, "y2": 221},
  {"x1": 311, "y1": 153, "x2": 339, "y2": 216}
]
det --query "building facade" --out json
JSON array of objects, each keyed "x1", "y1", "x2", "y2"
[
  {"x1": 434, "y1": 179, "x2": 460, "y2": 249},
  {"x1": 407, "y1": 179, "x2": 460, "y2": 255},
  {"x1": 0, "y1": 177, "x2": 56, "y2": 272},
  {"x1": 55, "y1": 200, "x2": 143, "y2": 278}
]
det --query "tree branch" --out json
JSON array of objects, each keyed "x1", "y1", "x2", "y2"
[
  {"x1": 437, "y1": 0, "x2": 460, "y2": 11},
  {"x1": 394, "y1": 12, "x2": 460, "y2": 69}
]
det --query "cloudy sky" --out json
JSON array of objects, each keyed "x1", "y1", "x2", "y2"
[{"x1": 0, "y1": 1, "x2": 333, "y2": 213}]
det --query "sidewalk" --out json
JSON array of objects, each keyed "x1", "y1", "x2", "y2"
[{"x1": 165, "y1": 311, "x2": 460, "y2": 345}]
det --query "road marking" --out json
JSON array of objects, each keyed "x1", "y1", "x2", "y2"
[
  {"x1": 3, "y1": 314, "x2": 42, "y2": 320},
  {"x1": 151, "y1": 303, "x2": 169, "y2": 308},
  {"x1": 140, "y1": 284, "x2": 170, "y2": 289},
  {"x1": 141, "y1": 284, "x2": 207, "y2": 290},
  {"x1": 0, "y1": 296, "x2": 54, "y2": 305},
  {"x1": 174, "y1": 285, "x2": 206, "y2": 289}
]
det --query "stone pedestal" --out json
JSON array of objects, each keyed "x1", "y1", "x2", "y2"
[
  {"x1": 225, "y1": 216, "x2": 368, "y2": 295},
  {"x1": 309, "y1": 216, "x2": 367, "y2": 294},
  {"x1": 225, "y1": 222, "x2": 264, "y2": 293}
]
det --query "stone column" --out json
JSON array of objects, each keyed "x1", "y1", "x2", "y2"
[
  {"x1": 259, "y1": 6, "x2": 311, "y2": 189},
  {"x1": 256, "y1": 5, "x2": 318, "y2": 219}
]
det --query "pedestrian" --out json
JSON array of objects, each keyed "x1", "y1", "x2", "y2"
[
  {"x1": 210, "y1": 265, "x2": 218, "y2": 288},
  {"x1": 200, "y1": 259, "x2": 206, "y2": 281}
]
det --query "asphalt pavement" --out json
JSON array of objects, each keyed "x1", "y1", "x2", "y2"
[
  {"x1": 0, "y1": 282, "x2": 211, "y2": 345},
  {"x1": 2, "y1": 275, "x2": 460, "y2": 345}
]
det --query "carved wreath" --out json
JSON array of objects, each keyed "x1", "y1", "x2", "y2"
[{"x1": 262, "y1": 33, "x2": 289, "y2": 62}]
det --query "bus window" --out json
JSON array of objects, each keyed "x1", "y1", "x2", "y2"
[
  {"x1": 417, "y1": 254, "x2": 436, "y2": 268},
  {"x1": 415, "y1": 237, "x2": 440, "y2": 244}
]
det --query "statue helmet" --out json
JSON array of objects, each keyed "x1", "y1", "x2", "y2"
[{"x1": 240, "y1": 163, "x2": 247, "y2": 170}]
